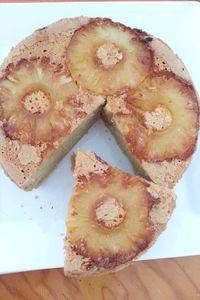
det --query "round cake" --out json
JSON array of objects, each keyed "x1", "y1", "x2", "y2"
[{"x1": 0, "y1": 17, "x2": 199, "y2": 189}]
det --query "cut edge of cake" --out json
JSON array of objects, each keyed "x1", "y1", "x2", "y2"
[
  {"x1": 0, "y1": 16, "x2": 106, "y2": 191},
  {"x1": 102, "y1": 110, "x2": 192, "y2": 188},
  {"x1": 102, "y1": 36, "x2": 199, "y2": 188},
  {"x1": 0, "y1": 102, "x2": 104, "y2": 190}
]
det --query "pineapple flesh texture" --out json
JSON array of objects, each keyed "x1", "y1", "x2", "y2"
[
  {"x1": 67, "y1": 19, "x2": 152, "y2": 95},
  {"x1": 0, "y1": 60, "x2": 82, "y2": 144},
  {"x1": 67, "y1": 156, "x2": 158, "y2": 271},
  {"x1": 114, "y1": 73, "x2": 199, "y2": 162},
  {"x1": 68, "y1": 175, "x2": 154, "y2": 257}
]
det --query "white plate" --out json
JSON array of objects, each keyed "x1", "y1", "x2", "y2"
[{"x1": 0, "y1": 2, "x2": 200, "y2": 274}]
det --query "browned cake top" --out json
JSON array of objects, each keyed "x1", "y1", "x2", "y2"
[
  {"x1": 65, "y1": 151, "x2": 175, "y2": 276},
  {"x1": 0, "y1": 16, "x2": 199, "y2": 190}
]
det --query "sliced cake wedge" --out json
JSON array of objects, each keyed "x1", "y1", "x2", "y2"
[{"x1": 64, "y1": 150, "x2": 175, "y2": 276}]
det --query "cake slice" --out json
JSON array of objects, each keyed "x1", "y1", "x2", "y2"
[
  {"x1": 64, "y1": 150, "x2": 175, "y2": 276},
  {"x1": 0, "y1": 17, "x2": 105, "y2": 190}
]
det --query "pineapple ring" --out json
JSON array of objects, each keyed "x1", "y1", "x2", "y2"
[
  {"x1": 67, "y1": 19, "x2": 152, "y2": 95},
  {"x1": 123, "y1": 72, "x2": 199, "y2": 162},
  {"x1": 0, "y1": 60, "x2": 79, "y2": 144},
  {"x1": 67, "y1": 174, "x2": 155, "y2": 266}
]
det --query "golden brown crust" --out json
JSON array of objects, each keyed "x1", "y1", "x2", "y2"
[
  {"x1": 73, "y1": 17, "x2": 138, "y2": 41},
  {"x1": 129, "y1": 30, "x2": 191, "y2": 81},
  {"x1": 0, "y1": 125, "x2": 45, "y2": 188},
  {"x1": 74, "y1": 150, "x2": 110, "y2": 185},
  {"x1": 64, "y1": 238, "x2": 98, "y2": 276},
  {"x1": 1, "y1": 16, "x2": 198, "y2": 190},
  {"x1": 142, "y1": 159, "x2": 191, "y2": 189},
  {"x1": 64, "y1": 150, "x2": 175, "y2": 276},
  {"x1": 150, "y1": 38, "x2": 191, "y2": 81},
  {"x1": 0, "y1": 17, "x2": 89, "y2": 77}
]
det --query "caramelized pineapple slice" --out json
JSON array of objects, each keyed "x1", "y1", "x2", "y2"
[
  {"x1": 108, "y1": 72, "x2": 199, "y2": 162},
  {"x1": 67, "y1": 19, "x2": 152, "y2": 95},
  {"x1": 0, "y1": 59, "x2": 96, "y2": 144},
  {"x1": 64, "y1": 151, "x2": 175, "y2": 276}
]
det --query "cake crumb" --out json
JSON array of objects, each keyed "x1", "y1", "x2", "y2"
[
  {"x1": 106, "y1": 94, "x2": 130, "y2": 115},
  {"x1": 18, "y1": 144, "x2": 41, "y2": 166},
  {"x1": 142, "y1": 159, "x2": 190, "y2": 188},
  {"x1": 96, "y1": 42, "x2": 123, "y2": 68},
  {"x1": 144, "y1": 106, "x2": 172, "y2": 131}
]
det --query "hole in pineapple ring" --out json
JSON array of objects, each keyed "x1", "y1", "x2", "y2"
[
  {"x1": 95, "y1": 42, "x2": 123, "y2": 69},
  {"x1": 144, "y1": 105, "x2": 172, "y2": 131},
  {"x1": 95, "y1": 195, "x2": 126, "y2": 229},
  {"x1": 22, "y1": 89, "x2": 51, "y2": 115}
]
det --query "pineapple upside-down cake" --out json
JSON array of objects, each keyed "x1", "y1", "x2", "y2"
[{"x1": 0, "y1": 17, "x2": 199, "y2": 276}]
